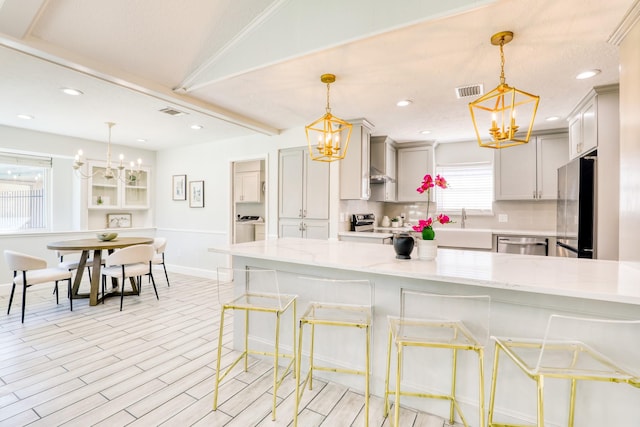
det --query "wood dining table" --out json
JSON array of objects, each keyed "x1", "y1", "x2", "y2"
[{"x1": 47, "y1": 236, "x2": 154, "y2": 306}]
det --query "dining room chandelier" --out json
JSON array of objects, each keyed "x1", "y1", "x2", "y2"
[
  {"x1": 305, "y1": 74, "x2": 352, "y2": 162},
  {"x1": 72, "y1": 122, "x2": 142, "y2": 182},
  {"x1": 469, "y1": 31, "x2": 540, "y2": 149}
]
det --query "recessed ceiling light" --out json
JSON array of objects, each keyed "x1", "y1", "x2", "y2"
[
  {"x1": 191, "y1": 124, "x2": 203, "y2": 130},
  {"x1": 61, "y1": 87, "x2": 84, "y2": 96},
  {"x1": 396, "y1": 99, "x2": 412, "y2": 107},
  {"x1": 17, "y1": 114, "x2": 34, "y2": 120},
  {"x1": 576, "y1": 69, "x2": 601, "y2": 80},
  {"x1": 136, "y1": 138, "x2": 147, "y2": 142},
  {"x1": 420, "y1": 130, "x2": 431, "y2": 135},
  {"x1": 546, "y1": 116, "x2": 560, "y2": 122}
]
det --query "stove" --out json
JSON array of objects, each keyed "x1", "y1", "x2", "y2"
[
  {"x1": 351, "y1": 213, "x2": 375, "y2": 232},
  {"x1": 237, "y1": 215, "x2": 262, "y2": 222}
]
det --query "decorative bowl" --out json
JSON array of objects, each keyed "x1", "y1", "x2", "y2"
[{"x1": 97, "y1": 232, "x2": 118, "y2": 241}]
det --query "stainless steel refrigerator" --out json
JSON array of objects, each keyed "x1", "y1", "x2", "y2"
[{"x1": 556, "y1": 156, "x2": 597, "y2": 258}]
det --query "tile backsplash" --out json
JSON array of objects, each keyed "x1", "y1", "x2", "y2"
[{"x1": 340, "y1": 199, "x2": 557, "y2": 233}]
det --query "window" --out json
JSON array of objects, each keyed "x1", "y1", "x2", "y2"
[
  {"x1": 0, "y1": 153, "x2": 51, "y2": 231},
  {"x1": 435, "y1": 162, "x2": 493, "y2": 213}
]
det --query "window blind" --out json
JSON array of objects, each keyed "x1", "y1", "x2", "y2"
[{"x1": 435, "y1": 162, "x2": 493, "y2": 212}]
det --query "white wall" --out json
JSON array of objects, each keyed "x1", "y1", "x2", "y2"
[
  {"x1": 154, "y1": 127, "x2": 320, "y2": 277},
  {"x1": 618, "y1": 15, "x2": 640, "y2": 261}
]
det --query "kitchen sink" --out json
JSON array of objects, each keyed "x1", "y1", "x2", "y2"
[{"x1": 435, "y1": 228, "x2": 493, "y2": 249}]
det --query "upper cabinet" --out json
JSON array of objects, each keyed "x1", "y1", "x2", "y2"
[
  {"x1": 396, "y1": 145, "x2": 434, "y2": 202},
  {"x1": 568, "y1": 84, "x2": 618, "y2": 160},
  {"x1": 279, "y1": 147, "x2": 329, "y2": 219},
  {"x1": 88, "y1": 161, "x2": 150, "y2": 209},
  {"x1": 278, "y1": 147, "x2": 329, "y2": 240},
  {"x1": 340, "y1": 119, "x2": 374, "y2": 200},
  {"x1": 234, "y1": 160, "x2": 262, "y2": 203},
  {"x1": 494, "y1": 132, "x2": 568, "y2": 200},
  {"x1": 370, "y1": 136, "x2": 397, "y2": 202}
]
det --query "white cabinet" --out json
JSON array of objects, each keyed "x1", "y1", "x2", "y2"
[
  {"x1": 396, "y1": 145, "x2": 434, "y2": 202},
  {"x1": 234, "y1": 160, "x2": 262, "y2": 203},
  {"x1": 340, "y1": 119, "x2": 373, "y2": 200},
  {"x1": 278, "y1": 148, "x2": 329, "y2": 239},
  {"x1": 370, "y1": 136, "x2": 397, "y2": 202},
  {"x1": 254, "y1": 223, "x2": 265, "y2": 241},
  {"x1": 278, "y1": 218, "x2": 329, "y2": 240},
  {"x1": 568, "y1": 85, "x2": 618, "y2": 160},
  {"x1": 494, "y1": 133, "x2": 568, "y2": 200},
  {"x1": 234, "y1": 171, "x2": 261, "y2": 203},
  {"x1": 569, "y1": 97, "x2": 597, "y2": 159},
  {"x1": 88, "y1": 161, "x2": 150, "y2": 209}
]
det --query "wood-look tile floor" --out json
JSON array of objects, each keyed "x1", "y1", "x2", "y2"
[{"x1": 0, "y1": 272, "x2": 456, "y2": 426}]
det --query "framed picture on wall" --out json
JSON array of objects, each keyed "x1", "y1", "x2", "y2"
[
  {"x1": 172, "y1": 174, "x2": 187, "y2": 200},
  {"x1": 107, "y1": 213, "x2": 132, "y2": 228},
  {"x1": 189, "y1": 180, "x2": 205, "y2": 208}
]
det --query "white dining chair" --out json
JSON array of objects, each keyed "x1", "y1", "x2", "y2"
[
  {"x1": 4, "y1": 250, "x2": 73, "y2": 323},
  {"x1": 101, "y1": 244, "x2": 158, "y2": 311},
  {"x1": 56, "y1": 249, "x2": 98, "y2": 281},
  {"x1": 152, "y1": 237, "x2": 170, "y2": 286}
]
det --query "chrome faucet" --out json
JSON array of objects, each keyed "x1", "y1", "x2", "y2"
[{"x1": 461, "y1": 208, "x2": 467, "y2": 229}]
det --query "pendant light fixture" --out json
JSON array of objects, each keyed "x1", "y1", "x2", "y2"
[
  {"x1": 305, "y1": 74, "x2": 352, "y2": 162},
  {"x1": 469, "y1": 31, "x2": 539, "y2": 149},
  {"x1": 72, "y1": 122, "x2": 142, "y2": 182}
]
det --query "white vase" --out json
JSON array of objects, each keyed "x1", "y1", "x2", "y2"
[{"x1": 417, "y1": 239, "x2": 437, "y2": 260}]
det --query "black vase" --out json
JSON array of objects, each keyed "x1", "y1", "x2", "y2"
[{"x1": 393, "y1": 233, "x2": 415, "y2": 259}]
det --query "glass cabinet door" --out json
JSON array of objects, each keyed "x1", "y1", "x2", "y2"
[
  {"x1": 87, "y1": 161, "x2": 150, "y2": 209},
  {"x1": 123, "y1": 167, "x2": 149, "y2": 208},
  {"x1": 88, "y1": 164, "x2": 120, "y2": 208}
]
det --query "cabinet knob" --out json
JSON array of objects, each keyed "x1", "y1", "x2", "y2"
[
  {"x1": 303, "y1": 209, "x2": 307, "y2": 218},
  {"x1": 299, "y1": 209, "x2": 303, "y2": 218}
]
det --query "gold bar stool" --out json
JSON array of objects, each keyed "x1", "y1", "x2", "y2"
[
  {"x1": 488, "y1": 315, "x2": 640, "y2": 427},
  {"x1": 293, "y1": 277, "x2": 373, "y2": 427},
  {"x1": 384, "y1": 291, "x2": 490, "y2": 427},
  {"x1": 213, "y1": 267, "x2": 297, "y2": 421}
]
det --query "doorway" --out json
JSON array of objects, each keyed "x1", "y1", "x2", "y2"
[{"x1": 231, "y1": 158, "x2": 266, "y2": 244}]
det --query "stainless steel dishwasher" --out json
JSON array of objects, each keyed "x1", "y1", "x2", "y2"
[{"x1": 496, "y1": 236, "x2": 548, "y2": 256}]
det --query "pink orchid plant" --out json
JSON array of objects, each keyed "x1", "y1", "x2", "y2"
[{"x1": 411, "y1": 174, "x2": 453, "y2": 240}]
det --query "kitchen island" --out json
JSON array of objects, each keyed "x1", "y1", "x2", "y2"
[{"x1": 210, "y1": 238, "x2": 640, "y2": 426}]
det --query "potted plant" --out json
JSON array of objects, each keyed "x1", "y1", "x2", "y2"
[{"x1": 411, "y1": 174, "x2": 453, "y2": 259}]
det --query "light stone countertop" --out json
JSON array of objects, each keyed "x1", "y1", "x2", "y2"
[{"x1": 210, "y1": 237, "x2": 640, "y2": 306}]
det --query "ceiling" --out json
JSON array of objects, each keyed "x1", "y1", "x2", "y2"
[{"x1": 0, "y1": 0, "x2": 635, "y2": 151}]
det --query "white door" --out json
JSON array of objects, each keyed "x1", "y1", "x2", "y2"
[
  {"x1": 304, "y1": 156, "x2": 330, "y2": 220},
  {"x1": 303, "y1": 220, "x2": 329, "y2": 239},
  {"x1": 279, "y1": 219, "x2": 303, "y2": 238},
  {"x1": 279, "y1": 150, "x2": 304, "y2": 218}
]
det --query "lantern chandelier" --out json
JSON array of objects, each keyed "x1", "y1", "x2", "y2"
[
  {"x1": 305, "y1": 74, "x2": 352, "y2": 162},
  {"x1": 73, "y1": 122, "x2": 142, "y2": 182},
  {"x1": 469, "y1": 31, "x2": 540, "y2": 149}
]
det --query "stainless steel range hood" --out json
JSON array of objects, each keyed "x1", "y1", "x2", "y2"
[
  {"x1": 370, "y1": 136, "x2": 395, "y2": 184},
  {"x1": 370, "y1": 165, "x2": 393, "y2": 183}
]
